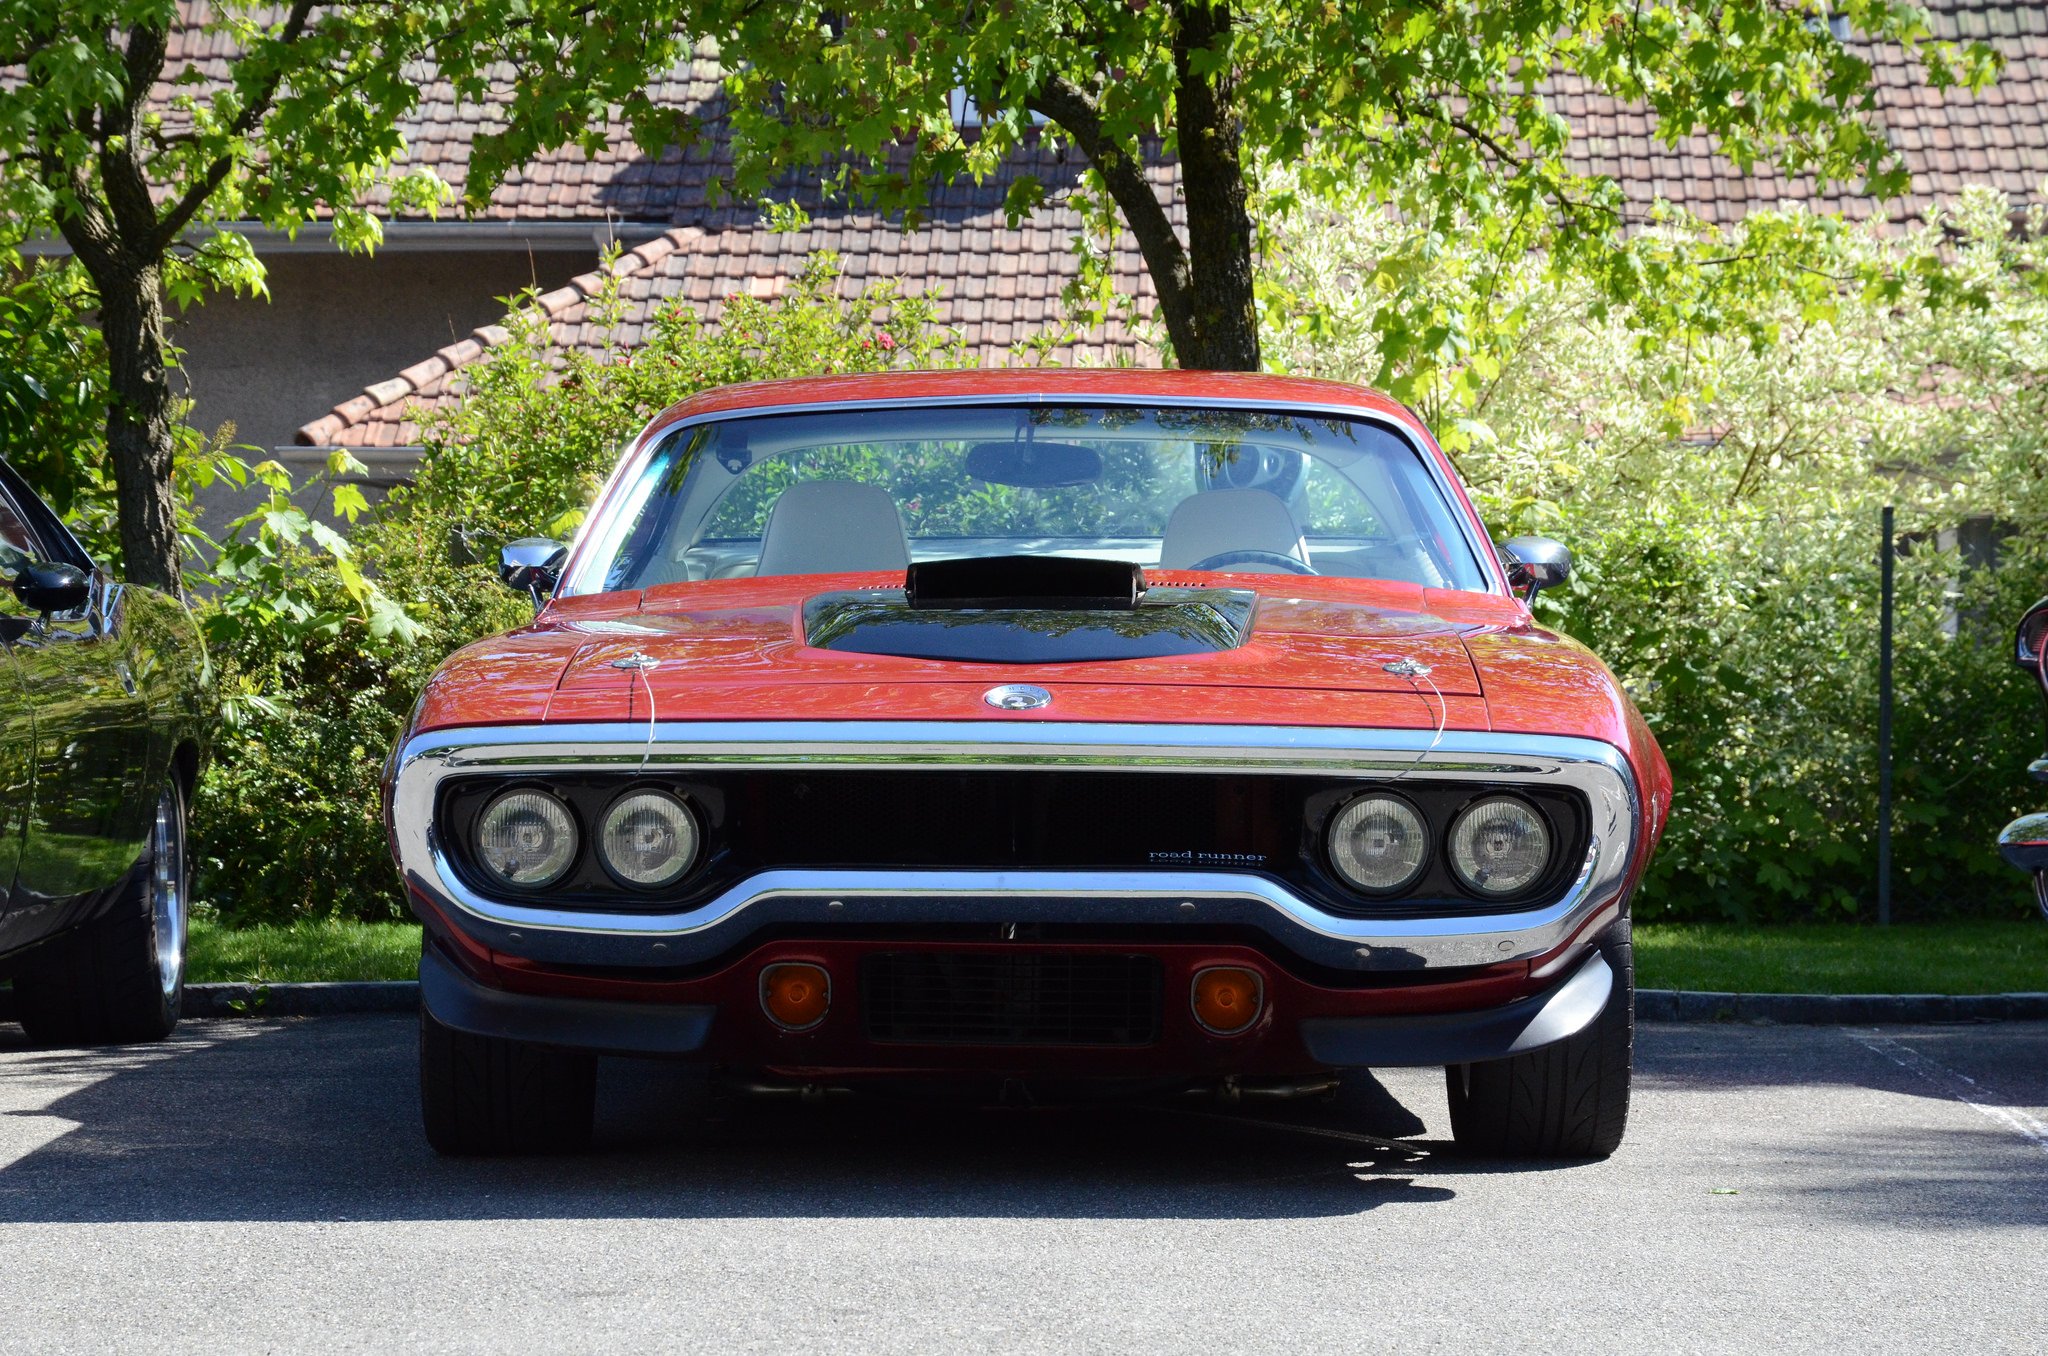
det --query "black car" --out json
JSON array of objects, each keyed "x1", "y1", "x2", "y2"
[{"x1": 0, "y1": 460, "x2": 211, "y2": 1044}]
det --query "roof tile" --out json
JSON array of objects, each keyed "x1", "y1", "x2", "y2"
[
  {"x1": 398, "y1": 356, "x2": 449, "y2": 389},
  {"x1": 364, "y1": 377, "x2": 414, "y2": 407}
]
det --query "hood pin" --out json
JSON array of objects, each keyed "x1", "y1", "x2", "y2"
[
  {"x1": 611, "y1": 653, "x2": 663, "y2": 770},
  {"x1": 1383, "y1": 659, "x2": 1432, "y2": 677}
]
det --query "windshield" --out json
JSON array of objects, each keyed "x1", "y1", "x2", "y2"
[{"x1": 564, "y1": 404, "x2": 1490, "y2": 596}]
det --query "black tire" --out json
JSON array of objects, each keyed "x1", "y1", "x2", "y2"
[
  {"x1": 14, "y1": 783, "x2": 188, "y2": 1047},
  {"x1": 419, "y1": 999, "x2": 597, "y2": 1155},
  {"x1": 1445, "y1": 925, "x2": 1634, "y2": 1159}
]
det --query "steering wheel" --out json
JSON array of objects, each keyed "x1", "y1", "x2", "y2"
[
  {"x1": 1202, "y1": 446, "x2": 1307, "y2": 502},
  {"x1": 1184, "y1": 549, "x2": 1318, "y2": 576}
]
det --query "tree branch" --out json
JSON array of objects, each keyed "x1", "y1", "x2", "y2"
[
  {"x1": 96, "y1": 20, "x2": 171, "y2": 249},
  {"x1": 152, "y1": 0, "x2": 318, "y2": 250},
  {"x1": 38, "y1": 149, "x2": 119, "y2": 274},
  {"x1": 0, "y1": 28, "x2": 57, "y2": 72},
  {"x1": 1025, "y1": 73, "x2": 1196, "y2": 358}
]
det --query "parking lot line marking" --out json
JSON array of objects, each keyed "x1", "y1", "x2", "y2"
[{"x1": 1846, "y1": 1030, "x2": 2048, "y2": 1157}]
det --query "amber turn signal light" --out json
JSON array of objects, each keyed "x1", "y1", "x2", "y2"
[
  {"x1": 761, "y1": 962, "x2": 831, "y2": 1031},
  {"x1": 1191, "y1": 966, "x2": 1263, "y2": 1035}
]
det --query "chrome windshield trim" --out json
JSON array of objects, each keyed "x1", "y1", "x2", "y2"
[
  {"x1": 556, "y1": 393, "x2": 1508, "y2": 599},
  {"x1": 391, "y1": 722, "x2": 1638, "y2": 972}
]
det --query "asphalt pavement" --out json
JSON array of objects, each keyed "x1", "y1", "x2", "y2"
[{"x1": 1, "y1": 1014, "x2": 2043, "y2": 1354}]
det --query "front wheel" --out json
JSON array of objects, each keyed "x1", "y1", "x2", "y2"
[
  {"x1": 13, "y1": 783, "x2": 188, "y2": 1046},
  {"x1": 419, "y1": 999, "x2": 597, "y2": 1155},
  {"x1": 1445, "y1": 926, "x2": 1634, "y2": 1159}
]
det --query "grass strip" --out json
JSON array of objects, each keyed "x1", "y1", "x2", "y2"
[
  {"x1": 1635, "y1": 920, "x2": 2048, "y2": 995},
  {"x1": 188, "y1": 919, "x2": 421, "y2": 985}
]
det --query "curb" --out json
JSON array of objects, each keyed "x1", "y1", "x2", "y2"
[
  {"x1": 181, "y1": 982, "x2": 419, "y2": 1018},
  {"x1": 136, "y1": 983, "x2": 2048, "y2": 1024},
  {"x1": 1633, "y1": 989, "x2": 2048, "y2": 1024}
]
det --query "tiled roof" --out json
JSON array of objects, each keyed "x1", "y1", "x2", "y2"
[
  {"x1": 1558, "y1": 2, "x2": 2048, "y2": 227},
  {"x1": 292, "y1": 171, "x2": 1168, "y2": 447},
  {"x1": 157, "y1": 3, "x2": 2048, "y2": 228},
  {"x1": 156, "y1": 8, "x2": 715, "y2": 220}
]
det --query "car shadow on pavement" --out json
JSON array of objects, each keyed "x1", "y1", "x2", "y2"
[{"x1": 0, "y1": 1015, "x2": 1616, "y2": 1225}]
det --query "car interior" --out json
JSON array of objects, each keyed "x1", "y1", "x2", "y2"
[{"x1": 575, "y1": 407, "x2": 1488, "y2": 595}]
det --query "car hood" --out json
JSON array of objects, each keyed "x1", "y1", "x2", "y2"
[{"x1": 413, "y1": 572, "x2": 1534, "y2": 733}]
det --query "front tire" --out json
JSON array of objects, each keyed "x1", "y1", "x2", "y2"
[
  {"x1": 14, "y1": 784, "x2": 188, "y2": 1046},
  {"x1": 419, "y1": 1000, "x2": 597, "y2": 1155},
  {"x1": 1445, "y1": 925, "x2": 1634, "y2": 1159}
]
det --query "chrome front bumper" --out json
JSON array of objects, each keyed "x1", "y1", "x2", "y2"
[{"x1": 389, "y1": 721, "x2": 1641, "y2": 973}]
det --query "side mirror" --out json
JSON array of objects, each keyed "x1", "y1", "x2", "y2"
[
  {"x1": 12, "y1": 560, "x2": 90, "y2": 615},
  {"x1": 2014, "y1": 598, "x2": 2048, "y2": 678},
  {"x1": 1500, "y1": 536, "x2": 1572, "y2": 603},
  {"x1": 2014, "y1": 599, "x2": 2048, "y2": 773},
  {"x1": 499, "y1": 538, "x2": 568, "y2": 603},
  {"x1": 1997, "y1": 813, "x2": 2048, "y2": 919}
]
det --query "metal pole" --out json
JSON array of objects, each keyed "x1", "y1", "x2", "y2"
[{"x1": 1878, "y1": 505, "x2": 1894, "y2": 926}]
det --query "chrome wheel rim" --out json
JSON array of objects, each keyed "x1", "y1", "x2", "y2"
[{"x1": 151, "y1": 791, "x2": 186, "y2": 1000}]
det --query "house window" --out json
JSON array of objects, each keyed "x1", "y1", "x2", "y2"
[{"x1": 949, "y1": 88, "x2": 1047, "y2": 129}]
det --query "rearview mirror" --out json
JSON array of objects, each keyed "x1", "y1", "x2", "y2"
[
  {"x1": 12, "y1": 560, "x2": 89, "y2": 615},
  {"x1": 499, "y1": 538, "x2": 568, "y2": 602},
  {"x1": 965, "y1": 440, "x2": 1103, "y2": 489},
  {"x1": 1500, "y1": 536, "x2": 1572, "y2": 603}
]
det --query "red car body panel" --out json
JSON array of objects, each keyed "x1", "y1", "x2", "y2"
[{"x1": 393, "y1": 370, "x2": 1670, "y2": 1080}]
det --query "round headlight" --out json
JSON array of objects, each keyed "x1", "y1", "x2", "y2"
[
  {"x1": 1327, "y1": 793, "x2": 1430, "y2": 895},
  {"x1": 1448, "y1": 796, "x2": 1551, "y2": 897},
  {"x1": 475, "y1": 789, "x2": 578, "y2": 888},
  {"x1": 597, "y1": 790, "x2": 699, "y2": 888}
]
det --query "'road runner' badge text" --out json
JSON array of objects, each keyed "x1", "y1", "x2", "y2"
[{"x1": 1147, "y1": 849, "x2": 1267, "y2": 867}]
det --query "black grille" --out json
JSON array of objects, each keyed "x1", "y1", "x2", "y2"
[
  {"x1": 862, "y1": 952, "x2": 1162, "y2": 1047},
  {"x1": 439, "y1": 768, "x2": 1591, "y2": 917}
]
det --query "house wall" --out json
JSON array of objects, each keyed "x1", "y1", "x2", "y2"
[
  {"x1": 172, "y1": 246, "x2": 597, "y2": 540},
  {"x1": 172, "y1": 247, "x2": 598, "y2": 456}
]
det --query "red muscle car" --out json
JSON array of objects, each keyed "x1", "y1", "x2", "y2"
[{"x1": 386, "y1": 371, "x2": 1671, "y2": 1157}]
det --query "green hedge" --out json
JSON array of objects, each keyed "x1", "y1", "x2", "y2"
[{"x1": 1269, "y1": 187, "x2": 2048, "y2": 921}]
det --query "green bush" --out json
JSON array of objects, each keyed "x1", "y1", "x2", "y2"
[
  {"x1": 189, "y1": 254, "x2": 966, "y2": 924},
  {"x1": 0, "y1": 260, "x2": 111, "y2": 526},
  {"x1": 189, "y1": 468, "x2": 520, "y2": 923},
  {"x1": 1266, "y1": 185, "x2": 2048, "y2": 921}
]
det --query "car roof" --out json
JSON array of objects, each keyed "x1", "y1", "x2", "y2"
[{"x1": 641, "y1": 369, "x2": 1430, "y2": 436}]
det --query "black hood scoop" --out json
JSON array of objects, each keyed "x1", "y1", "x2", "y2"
[
  {"x1": 804, "y1": 557, "x2": 1255, "y2": 664},
  {"x1": 906, "y1": 553, "x2": 1144, "y2": 611}
]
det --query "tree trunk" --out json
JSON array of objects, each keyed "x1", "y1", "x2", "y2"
[
  {"x1": 93, "y1": 260, "x2": 182, "y2": 591},
  {"x1": 1172, "y1": 0, "x2": 1259, "y2": 372}
]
